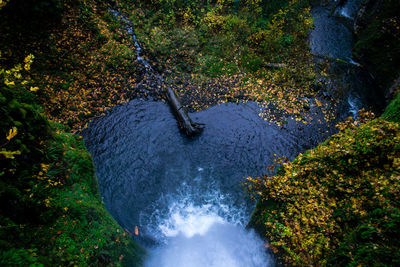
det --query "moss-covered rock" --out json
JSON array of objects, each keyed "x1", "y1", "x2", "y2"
[{"x1": 382, "y1": 89, "x2": 400, "y2": 123}]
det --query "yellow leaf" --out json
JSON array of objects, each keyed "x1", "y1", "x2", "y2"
[
  {"x1": 30, "y1": 86, "x2": 39, "y2": 92},
  {"x1": 24, "y1": 54, "x2": 34, "y2": 63},
  {"x1": 6, "y1": 127, "x2": 17, "y2": 141},
  {"x1": 0, "y1": 150, "x2": 21, "y2": 159},
  {"x1": 4, "y1": 80, "x2": 15, "y2": 86}
]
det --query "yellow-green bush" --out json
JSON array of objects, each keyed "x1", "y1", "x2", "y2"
[
  {"x1": 248, "y1": 113, "x2": 400, "y2": 265},
  {"x1": 0, "y1": 39, "x2": 144, "y2": 267}
]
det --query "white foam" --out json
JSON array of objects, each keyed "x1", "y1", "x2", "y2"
[
  {"x1": 143, "y1": 180, "x2": 249, "y2": 241},
  {"x1": 340, "y1": 8, "x2": 351, "y2": 19},
  {"x1": 159, "y1": 203, "x2": 225, "y2": 238},
  {"x1": 347, "y1": 92, "x2": 362, "y2": 119},
  {"x1": 144, "y1": 182, "x2": 272, "y2": 266},
  {"x1": 146, "y1": 208, "x2": 271, "y2": 267}
]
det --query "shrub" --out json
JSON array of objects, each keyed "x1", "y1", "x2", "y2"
[{"x1": 248, "y1": 113, "x2": 400, "y2": 265}]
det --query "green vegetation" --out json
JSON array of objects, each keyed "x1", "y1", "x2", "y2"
[
  {"x1": 0, "y1": 0, "x2": 322, "y2": 126},
  {"x1": 247, "y1": 1, "x2": 400, "y2": 264},
  {"x1": 382, "y1": 90, "x2": 400, "y2": 123},
  {"x1": 248, "y1": 112, "x2": 400, "y2": 266},
  {"x1": 2, "y1": 0, "x2": 400, "y2": 266},
  {"x1": 122, "y1": 0, "x2": 295, "y2": 75},
  {"x1": 0, "y1": 56, "x2": 144, "y2": 266},
  {"x1": 119, "y1": 0, "x2": 318, "y2": 124},
  {"x1": 1, "y1": 0, "x2": 139, "y2": 131},
  {"x1": 0, "y1": 1, "x2": 145, "y2": 265},
  {"x1": 1, "y1": 124, "x2": 145, "y2": 265}
]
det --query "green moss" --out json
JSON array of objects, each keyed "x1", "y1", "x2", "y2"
[
  {"x1": 1, "y1": 123, "x2": 145, "y2": 266},
  {"x1": 0, "y1": 74, "x2": 145, "y2": 266},
  {"x1": 43, "y1": 125, "x2": 146, "y2": 266},
  {"x1": 382, "y1": 91, "x2": 400, "y2": 123}
]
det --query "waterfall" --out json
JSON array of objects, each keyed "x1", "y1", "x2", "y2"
[{"x1": 82, "y1": 2, "x2": 376, "y2": 266}]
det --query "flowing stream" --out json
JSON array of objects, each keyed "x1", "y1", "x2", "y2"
[
  {"x1": 83, "y1": 2, "x2": 376, "y2": 266},
  {"x1": 310, "y1": 0, "x2": 383, "y2": 117}
]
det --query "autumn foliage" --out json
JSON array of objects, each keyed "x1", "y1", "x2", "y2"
[
  {"x1": 119, "y1": 0, "x2": 320, "y2": 125},
  {"x1": 248, "y1": 112, "x2": 400, "y2": 265},
  {"x1": 1, "y1": 1, "x2": 145, "y2": 265},
  {"x1": 1, "y1": 56, "x2": 144, "y2": 266},
  {"x1": 2, "y1": 0, "x2": 400, "y2": 265},
  {"x1": 33, "y1": 1, "x2": 140, "y2": 131}
]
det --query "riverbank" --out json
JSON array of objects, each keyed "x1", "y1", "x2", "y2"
[
  {"x1": 247, "y1": 0, "x2": 400, "y2": 265},
  {"x1": 117, "y1": 0, "x2": 321, "y2": 125},
  {"x1": 1, "y1": 0, "x2": 326, "y2": 130}
]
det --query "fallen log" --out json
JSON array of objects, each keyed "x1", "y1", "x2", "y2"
[
  {"x1": 265, "y1": 63, "x2": 286, "y2": 68},
  {"x1": 311, "y1": 53, "x2": 362, "y2": 67},
  {"x1": 165, "y1": 87, "x2": 205, "y2": 137}
]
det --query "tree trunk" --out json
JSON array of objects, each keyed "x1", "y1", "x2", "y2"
[{"x1": 165, "y1": 87, "x2": 205, "y2": 137}]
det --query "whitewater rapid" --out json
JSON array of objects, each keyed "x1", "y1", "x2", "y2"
[{"x1": 144, "y1": 182, "x2": 272, "y2": 267}]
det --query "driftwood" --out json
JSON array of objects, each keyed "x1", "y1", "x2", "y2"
[
  {"x1": 165, "y1": 87, "x2": 205, "y2": 137},
  {"x1": 311, "y1": 53, "x2": 362, "y2": 67},
  {"x1": 265, "y1": 63, "x2": 286, "y2": 68}
]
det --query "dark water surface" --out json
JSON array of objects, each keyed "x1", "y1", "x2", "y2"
[
  {"x1": 310, "y1": 5, "x2": 354, "y2": 60},
  {"x1": 310, "y1": 0, "x2": 384, "y2": 116},
  {"x1": 82, "y1": 100, "x2": 332, "y2": 266}
]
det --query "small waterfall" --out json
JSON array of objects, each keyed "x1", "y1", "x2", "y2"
[
  {"x1": 131, "y1": 35, "x2": 153, "y2": 72},
  {"x1": 109, "y1": 8, "x2": 153, "y2": 72},
  {"x1": 310, "y1": 0, "x2": 377, "y2": 119},
  {"x1": 338, "y1": 0, "x2": 363, "y2": 20},
  {"x1": 144, "y1": 182, "x2": 272, "y2": 267},
  {"x1": 339, "y1": 7, "x2": 351, "y2": 19},
  {"x1": 109, "y1": 8, "x2": 204, "y2": 136},
  {"x1": 347, "y1": 91, "x2": 362, "y2": 118}
]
